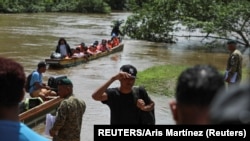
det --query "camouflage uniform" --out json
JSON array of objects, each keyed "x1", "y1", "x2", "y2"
[
  {"x1": 51, "y1": 95, "x2": 86, "y2": 141},
  {"x1": 226, "y1": 49, "x2": 243, "y2": 84}
]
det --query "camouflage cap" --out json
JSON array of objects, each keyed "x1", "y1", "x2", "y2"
[{"x1": 58, "y1": 78, "x2": 73, "y2": 86}]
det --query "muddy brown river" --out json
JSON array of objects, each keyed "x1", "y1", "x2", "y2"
[{"x1": 1, "y1": 12, "x2": 249, "y2": 141}]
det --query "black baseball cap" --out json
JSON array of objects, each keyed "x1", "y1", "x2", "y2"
[{"x1": 120, "y1": 64, "x2": 137, "y2": 78}]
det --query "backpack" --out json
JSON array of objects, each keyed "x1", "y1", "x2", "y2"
[
  {"x1": 19, "y1": 97, "x2": 44, "y2": 113},
  {"x1": 25, "y1": 71, "x2": 35, "y2": 93},
  {"x1": 132, "y1": 86, "x2": 155, "y2": 125}
]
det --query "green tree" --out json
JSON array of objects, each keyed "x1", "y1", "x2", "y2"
[{"x1": 123, "y1": 0, "x2": 250, "y2": 48}]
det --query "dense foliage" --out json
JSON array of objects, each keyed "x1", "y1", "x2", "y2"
[
  {"x1": 0, "y1": 0, "x2": 111, "y2": 13},
  {"x1": 123, "y1": 0, "x2": 250, "y2": 48},
  {"x1": 1, "y1": 0, "x2": 250, "y2": 50}
]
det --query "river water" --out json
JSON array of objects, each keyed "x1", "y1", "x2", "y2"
[{"x1": 0, "y1": 12, "x2": 249, "y2": 141}]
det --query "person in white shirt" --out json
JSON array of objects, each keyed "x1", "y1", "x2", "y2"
[{"x1": 55, "y1": 37, "x2": 73, "y2": 58}]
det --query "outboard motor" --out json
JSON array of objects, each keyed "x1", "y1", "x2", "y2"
[{"x1": 47, "y1": 75, "x2": 67, "y2": 92}]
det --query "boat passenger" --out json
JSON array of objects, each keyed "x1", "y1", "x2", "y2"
[
  {"x1": 72, "y1": 47, "x2": 84, "y2": 58},
  {"x1": 55, "y1": 37, "x2": 73, "y2": 58},
  {"x1": 111, "y1": 20, "x2": 124, "y2": 37},
  {"x1": 79, "y1": 42, "x2": 85, "y2": 52},
  {"x1": 29, "y1": 61, "x2": 57, "y2": 100},
  {"x1": 87, "y1": 44, "x2": 101, "y2": 55},
  {"x1": 111, "y1": 34, "x2": 120, "y2": 47},
  {"x1": 97, "y1": 39, "x2": 110, "y2": 52},
  {"x1": 107, "y1": 40, "x2": 113, "y2": 49},
  {"x1": 81, "y1": 45, "x2": 92, "y2": 59},
  {"x1": 93, "y1": 40, "x2": 99, "y2": 46}
]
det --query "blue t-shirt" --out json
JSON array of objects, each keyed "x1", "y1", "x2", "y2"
[
  {"x1": 29, "y1": 71, "x2": 42, "y2": 94},
  {"x1": 0, "y1": 120, "x2": 49, "y2": 141}
]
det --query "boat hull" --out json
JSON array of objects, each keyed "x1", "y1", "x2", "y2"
[
  {"x1": 19, "y1": 96, "x2": 63, "y2": 128},
  {"x1": 45, "y1": 43, "x2": 124, "y2": 69}
]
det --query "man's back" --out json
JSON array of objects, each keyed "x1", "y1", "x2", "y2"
[{"x1": 53, "y1": 96, "x2": 86, "y2": 140}]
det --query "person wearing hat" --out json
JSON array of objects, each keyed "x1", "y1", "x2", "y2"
[
  {"x1": 224, "y1": 40, "x2": 243, "y2": 87},
  {"x1": 29, "y1": 61, "x2": 57, "y2": 100},
  {"x1": 0, "y1": 57, "x2": 49, "y2": 141},
  {"x1": 50, "y1": 78, "x2": 86, "y2": 141},
  {"x1": 92, "y1": 64, "x2": 155, "y2": 125}
]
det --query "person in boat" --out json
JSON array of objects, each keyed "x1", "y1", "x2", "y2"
[
  {"x1": 79, "y1": 43, "x2": 91, "y2": 59},
  {"x1": 111, "y1": 34, "x2": 120, "y2": 47},
  {"x1": 29, "y1": 61, "x2": 57, "y2": 100},
  {"x1": 92, "y1": 64, "x2": 155, "y2": 125},
  {"x1": 0, "y1": 57, "x2": 49, "y2": 141},
  {"x1": 55, "y1": 37, "x2": 73, "y2": 58},
  {"x1": 50, "y1": 78, "x2": 86, "y2": 141},
  {"x1": 97, "y1": 39, "x2": 110, "y2": 52},
  {"x1": 93, "y1": 40, "x2": 100, "y2": 48},
  {"x1": 107, "y1": 39, "x2": 113, "y2": 49},
  {"x1": 169, "y1": 64, "x2": 225, "y2": 124},
  {"x1": 78, "y1": 42, "x2": 86, "y2": 52},
  {"x1": 111, "y1": 20, "x2": 124, "y2": 37},
  {"x1": 87, "y1": 44, "x2": 101, "y2": 55},
  {"x1": 72, "y1": 47, "x2": 84, "y2": 58}
]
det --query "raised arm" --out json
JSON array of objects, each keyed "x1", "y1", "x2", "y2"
[{"x1": 92, "y1": 71, "x2": 134, "y2": 101}]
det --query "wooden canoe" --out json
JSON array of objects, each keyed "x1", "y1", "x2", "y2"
[
  {"x1": 19, "y1": 96, "x2": 63, "y2": 128},
  {"x1": 45, "y1": 43, "x2": 124, "y2": 69}
]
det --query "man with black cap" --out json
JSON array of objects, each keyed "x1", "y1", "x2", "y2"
[
  {"x1": 29, "y1": 61, "x2": 57, "y2": 100},
  {"x1": 224, "y1": 40, "x2": 243, "y2": 87},
  {"x1": 50, "y1": 78, "x2": 86, "y2": 141},
  {"x1": 92, "y1": 64, "x2": 155, "y2": 125}
]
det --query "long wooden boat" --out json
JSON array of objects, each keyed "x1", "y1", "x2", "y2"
[
  {"x1": 19, "y1": 96, "x2": 63, "y2": 128},
  {"x1": 45, "y1": 43, "x2": 124, "y2": 69}
]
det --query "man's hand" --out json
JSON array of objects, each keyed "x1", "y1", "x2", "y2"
[{"x1": 137, "y1": 99, "x2": 146, "y2": 111}]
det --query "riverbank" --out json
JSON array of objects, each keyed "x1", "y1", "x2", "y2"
[
  {"x1": 135, "y1": 64, "x2": 188, "y2": 96},
  {"x1": 136, "y1": 64, "x2": 250, "y2": 97}
]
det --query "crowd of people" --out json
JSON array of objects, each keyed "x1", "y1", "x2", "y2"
[
  {"x1": 53, "y1": 35, "x2": 122, "y2": 60},
  {"x1": 1, "y1": 38, "x2": 249, "y2": 141}
]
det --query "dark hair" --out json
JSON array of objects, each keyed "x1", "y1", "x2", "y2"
[
  {"x1": 58, "y1": 37, "x2": 67, "y2": 45},
  {"x1": 210, "y1": 82, "x2": 250, "y2": 124},
  {"x1": 227, "y1": 40, "x2": 237, "y2": 45},
  {"x1": 0, "y1": 57, "x2": 25, "y2": 107},
  {"x1": 37, "y1": 61, "x2": 46, "y2": 68},
  {"x1": 80, "y1": 42, "x2": 85, "y2": 47},
  {"x1": 175, "y1": 64, "x2": 225, "y2": 106}
]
